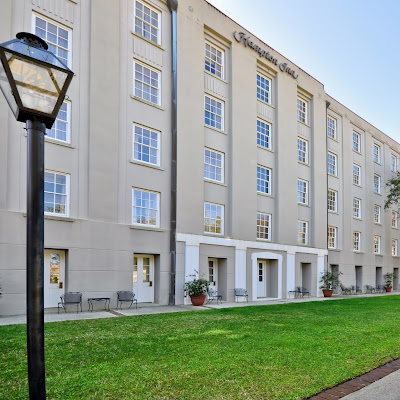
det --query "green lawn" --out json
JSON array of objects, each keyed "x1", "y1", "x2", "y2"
[{"x1": 1, "y1": 296, "x2": 400, "y2": 400}]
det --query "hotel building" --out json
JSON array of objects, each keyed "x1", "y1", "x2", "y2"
[{"x1": 0, "y1": 0, "x2": 399, "y2": 315}]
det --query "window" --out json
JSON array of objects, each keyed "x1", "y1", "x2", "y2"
[
  {"x1": 44, "y1": 171, "x2": 69, "y2": 216},
  {"x1": 257, "y1": 212, "x2": 271, "y2": 240},
  {"x1": 391, "y1": 154, "x2": 397, "y2": 172},
  {"x1": 327, "y1": 116, "x2": 336, "y2": 139},
  {"x1": 46, "y1": 101, "x2": 70, "y2": 143},
  {"x1": 374, "y1": 205, "x2": 381, "y2": 224},
  {"x1": 353, "y1": 198, "x2": 361, "y2": 219},
  {"x1": 373, "y1": 143, "x2": 381, "y2": 164},
  {"x1": 133, "y1": 124, "x2": 160, "y2": 166},
  {"x1": 374, "y1": 174, "x2": 381, "y2": 194},
  {"x1": 257, "y1": 74, "x2": 271, "y2": 104},
  {"x1": 257, "y1": 120, "x2": 271, "y2": 150},
  {"x1": 297, "y1": 179, "x2": 308, "y2": 205},
  {"x1": 353, "y1": 232, "x2": 360, "y2": 252},
  {"x1": 205, "y1": 41, "x2": 224, "y2": 78},
  {"x1": 257, "y1": 166, "x2": 271, "y2": 195},
  {"x1": 392, "y1": 211, "x2": 398, "y2": 228},
  {"x1": 328, "y1": 226, "x2": 337, "y2": 249},
  {"x1": 134, "y1": 1, "x2": 161, "y2": 44},
  {"x1": 34, "y1": 15, "x2": 71, "y2": 67},
  {"x1": 353, "y1": 131, "x2": 361, "y2": 152},
  {"x1": 297, "y1": 97, "x2": 307, "y2": 124},
  {"x1": 204, "y1": 148, "x2": 224, "y2": 183},
  {"x1": 297, "y1": 138, "x2": 308, "y2": 164},
  {"x1": 204, "y1": 95, "x2": 224, "y2": 130},
  {"x1": 327, "y1": 152, "x2": 337, "y2": 176},
  {"x1": 353, "y1": 164, "x2": 361, "y2": 185},
  {"x1": 392, "y1": 239, "x2": 398, "y2": 256},
  {"x1": 132, "y1": 188, "x2": 160, "y2": 227},
  {"x1": 134, "y1": 61, "x2": 161, "y2": 105},
  {"x1": 374, "y1": 235, "x2": 381, "y2": 254},
  {"x1": 328, "y1": 189, "x2": 337, "y2": 212},
  {"x1": 298, "y1": 221, "x2": 308, "y2": 245},
  {"x1": 204, "y1": 202, "x2": 224, "y2": 235}
]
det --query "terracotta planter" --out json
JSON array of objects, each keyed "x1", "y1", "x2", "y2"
[
  {"x1": 385, "y1": 287, "x2": 392, "y2": 292},
  {"x1": 190, "y1": 294, "x2": 207, "y2": 306},
  {"x1": 322, "y1": 289, "x2": 333, "y2": 297}
]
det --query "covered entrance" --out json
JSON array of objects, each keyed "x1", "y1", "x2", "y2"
[
  {"x1": 44, "y1": 249, "x2": 65, "y2": 308},
  {"x1": 133, "y1": 254, "x2": 154, "y2": 302},
  {"x1": 208, "y1": 258, "x2": 218, "y2": 291},
  {"x1": 256, "y1": 259, "x2": 278, "y2": 299}
]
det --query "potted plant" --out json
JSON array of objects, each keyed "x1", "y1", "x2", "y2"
[
  {"x1": 185, "y1": 273, "x2": 210, "y2": 306},
  {"x1": 319, "y1": 271, "x2": 341, "y2": 297},
  {"x1": 384, "y1": 273, "x2": 394, "y2": 292}
]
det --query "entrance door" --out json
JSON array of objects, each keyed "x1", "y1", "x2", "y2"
[
  {"x1": 208, "y1": 258, "x2": 218, "y2": 291},
  {"x1": 44, "y1": 249, "x2": 65, "y2": 308},
  {"x1": 133, "y1": 255, "x2": 154, "y2": 302},
  {"x1": 257, "y1": 260, "x2": 267, "y2": 298},
  {"x1": 394, "y1": 268, "x2": 399, "y2": 291},
  {"x1": 355, "y1": 266, "x2": 363, "y2": 292}
]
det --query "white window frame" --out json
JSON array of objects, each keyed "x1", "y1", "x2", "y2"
[
  {"x1": 257, "y1": 73, "x2": 271, "y2": 104},
  {"x1": 327, "y1": 152, "x2": 338, "y2": 176},
  {"x1": 132, "y1": 188, "x2": 160, "y2": 227},
  {"x1": 133, "y1": 124, "x2": 161, "y2": 166},
  {"x1": 134, "y1": 0, "x2": 161, "y2": 45},
  {"x1": 297, "y1": 97, "x2": 308, "y2": 124},
  {"x1": 391, "y1": 154, "x2": 398, "y2": 172},
  {"x1": 374, "y1": 204, "x2": 381, "y2": 224},
  {"x1": 353, "y1": 198, "x2": 361, "y2": 219},
  {"x1": 353, "y1": 232, "x2": 361, "y2": 252},
  {"x1": 298, "y1": 220, "x2": 308, "y2": 245},
  {"x1": 46, "y1": 100, "x2": 71, "y2": 143},
  {"x1": 204, "y1": 202, "x2": 224, "y2": 235},
  {"x1": 373, "y1": 143, "x2": 381, "y2": 164},
  {"x1": 257, "y1": 165, "x2": 272, "y2": 195},
  {"x1": 392, "y1": 211, "x2": 398, "y2": 228},
  {"x1": 297, "y1": 137, "x2": 308, "y2": 164},
  {"x1": 353, "y1": 131, "x2": 361, "y2": 153},
  {"x1": 374, "y1": 235, "x2": 381, "y2": 254},
  {"x1": 204, "y1": 95, "x2": 224, "y2": 131},
  {"x1": 257, "y1": 212, "x2": 271, "y2": 241},
  {"x1": 327, "y1": 115, "x2": 337, "y2": 140},
  {"x1": 44, "y1": 170, "x2": 70, "y2": 217},
  {"x1": 392, "y1": 239, "x2": 398, "y2": 256},
  {"x1": 205, "y1": 41, "x2": 224, "y2": 79},
  {"x1": 328, "y1": 189, "x2": 337, "y2": 213},
  {"x1": 32, "y1": 13, "x2": 72, "y2": 68},
  {"x1": 297, "y1": 179, "x2": 308, "y2": 205},
  {"x1": 374, "y1": 174, "x2": 381, "y2": 194},
  {"x1": 353, "y1": 164, "x2": 361, "y2": 186},
  {"x1": 257, "y1": 119, "x2": 271, "y2": 150},
  {"x1": 328, "y1": 226, "x2": 337, "y2": 249},
  {"x1": 134, "y1": 60, "x2": 161, "y2": 106},
  {"x1": 204, "y1": 148, "x2": 224, "y2": 183}
]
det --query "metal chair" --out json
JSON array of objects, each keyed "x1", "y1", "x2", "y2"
[
  {"x1": 340, "y1": 284, "x2": 352, "y2": 295},
  {"x1": 58, "y1": 292, "x2": 82, "y2": 314},
  {"x1": 207, "y1": 288, "x2": 222, "y2": 304},
  {"x1": 234, "y1": 288, "x2": 248, "y2": 302},
  {"x1": 365, "y1": 285, "x2": 376, "y2": 294},
  {"x1": 117, "y1": 291, "x2": 138, "y2": 309},
  {"x1": 297, "y1": 286, "x2": 310, "y2": 298}
]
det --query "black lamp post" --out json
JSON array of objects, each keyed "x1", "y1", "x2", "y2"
[{"x1": 0, "y1": 32, "x2": 73, "y2": 399}]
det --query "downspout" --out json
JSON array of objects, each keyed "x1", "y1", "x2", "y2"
[
  {"x1": 167, "y1": 0, "x2": 178, "y2": 305},
  {"x1": 325, "y1": 100, "x2": 331, "y2": 273}
]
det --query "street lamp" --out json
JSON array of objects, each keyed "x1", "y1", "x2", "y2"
[{"x1": 0, "y1": 32, "x2": 73, "y2": 399}]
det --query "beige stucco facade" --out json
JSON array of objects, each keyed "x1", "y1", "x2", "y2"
[{"x1": 0, "y1": 0, "x2": 399, "y2": 315}]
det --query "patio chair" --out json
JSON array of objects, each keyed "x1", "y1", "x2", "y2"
[
  {"x1": 376, "y1": 284, "x2": 385, "y2": 294},
  {"x1": 117, "y1": 291, "x2": 138, "y2": 309},
  {"x1": 355, "y1": 285, "x2": 363, "y2": 294},
  {"x1": 207, "y1": 288, "x2": 222, "y2": 304},
  {"x1": 234, "y1": 288, "x2": 248, "y2": 302},
  {"x1": 297, "y1": 286, "x2": 310, "y2": 298},
  {"x1": 340, "y1": 284, "x2": 352, "y2": 295},
  {"x1": 365, "y1": 285, "x2": 376, "y2": 294},
  {"x1": 58, "y1": 292, "x2": 82, "y2": 314}
]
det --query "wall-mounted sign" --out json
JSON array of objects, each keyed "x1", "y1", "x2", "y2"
[{"x1": 233, "y1": 31, "x2": 298, "y2": 79}]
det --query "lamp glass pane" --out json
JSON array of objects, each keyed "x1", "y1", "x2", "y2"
[
  {"x1": 0, "y1": 58, "x2": 18, "y2": 116},
  {"x1": 6, "y1": 51, "x2": 68, "y2": 115}
]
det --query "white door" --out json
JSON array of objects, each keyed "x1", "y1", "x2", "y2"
[
  {"x1": 208, "y1": 258, "x2": 218, "y2": 291},
  {"x1": 44, "y1": 249, "x2": 65, "y2": 308},
  {"x1": 133, "y1": 255, "x2": 154, "y2": 302},
  {"x1": 257, "y1": 260, "x2": 267, "y2": 298}
]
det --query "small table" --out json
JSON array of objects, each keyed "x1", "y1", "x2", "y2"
[{"x1": 88, "y1": 297, "x2": 110, "y2": 312}]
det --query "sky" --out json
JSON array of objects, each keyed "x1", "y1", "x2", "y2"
[{"x1": 206, "y1": 0, "x2": 400, "y2": 142}]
